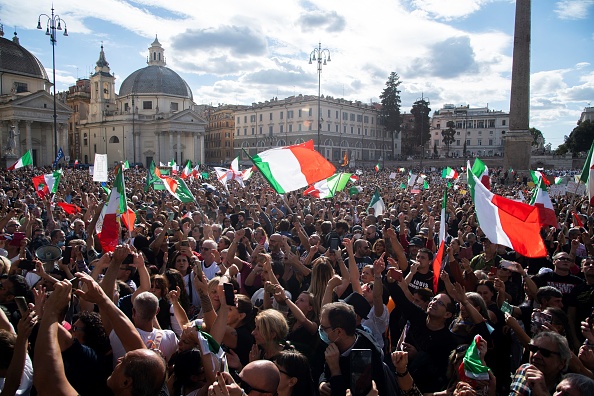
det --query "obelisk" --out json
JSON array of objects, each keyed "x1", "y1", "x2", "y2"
[{"x1": 504, "y1": 0, "x2": 533, "y2": 171}]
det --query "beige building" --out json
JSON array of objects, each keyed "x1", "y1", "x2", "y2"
[
  {"x1": 205, "y1": 104, "x2": 247, "y2": 165},
  {"x1": 429, "y1": 104, "x2": 509, "y2": 158},
  {"x1": 233, "y1": 95, "x2": 398, "y2": 165},
  {"x1": 0, "y1": 30, "x2": 72, "y2": 166},
  {"x1": 77, "y1": 37, "x2": 206, "y2": 167}
]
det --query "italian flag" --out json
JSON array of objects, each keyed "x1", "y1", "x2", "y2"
[
  {"x1": 74, "y1": 159, "x2": 79, "y2": 168},
  {"x1": 432, "y1": 188, "x2": 447, "y2": 293},
  {"x1": 349, "y1": 174, "x2": 359, "y2": 182},
  {"x1": 32, "y1": 170, "x2": 62, "y2": 199},
  {"x1": 7, "y1": 150, "x2": 33, "y2": 170},
  {"x1": 96, "y1": 167, "x2": 135, "y2": 253},
  {"x1": 408, "y1": 172, "x2": 419, "y2": 187},
  {"x1": 247, "y1": 140, "x2": 335, "y2": 194},
  {"x1": 161, "y1": 176, "x2": 196, "y2": 203},
  {"x1": 349, "y1": 186, "x2": 363, "y2": 195},
  {"x1": 554, "y1": 177, "x2": 563, "y2": 185},
  {"x1": 57, "y1": 202, "x2": 81, "y2": 215},
  {"x1": 180, "y1": 160, "x2": 193, "y2": 179},
  {"x1": 122, "y1": 160, "x2": 130, "y2": 171},
  {"x1": 458, "y1": 335, "x2": 490, "y2": 382},
  {"x1": 529, "y1": 176, "x2": 558, "y2": 228},
  {"x1": 374, "y1": 163, "x2": 381, "y2": 172},
  {"x1": 470, "y1": 158, "x2": 490, "y2": 191},
  {"x1": 530, "y1": 170, "x2": 550, "y2": 186},
  {"x1": 304, "y1": 173, "x2": 352, "y2": 198},
  {"x1": 441, "y1": 166, "x2": 459, "y2": 179},
  {"x1": 367, "y1": 188, "x2": 385, "y2": 216},
  {"x1": 423, "y1": 180, "x2": 429, "y2": 190},
  {"x1": 468, "y1": 161, "x2": 547, "y2": 258},
  {"x1": 581, "y1": 141, "x2": 594, "y2": 205}
]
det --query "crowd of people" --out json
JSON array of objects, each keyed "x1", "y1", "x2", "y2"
[{"x1": 1, "y1": 161, "x2": 594, "y2": 396}]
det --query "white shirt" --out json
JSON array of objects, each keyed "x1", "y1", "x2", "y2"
[
  {"x1": 110, "y1": 327, "x2": 178, "y2": 366},
  {"x1": 361, "y1": 304, "x2": 389, "y2": 349},
  {"x1": 0, "y1": 354, "x2": 33, "y2": 395},
  {"x1": 202, "y1": 260, "x2": 220, "y2": 280}
]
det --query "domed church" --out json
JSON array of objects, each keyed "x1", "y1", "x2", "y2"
[
  {"x1": 0, "y1": 28, "x2": 72, "y2": 167},
  {"x1": 78, "y1": 36, "x2": 206, "y2": 166}
]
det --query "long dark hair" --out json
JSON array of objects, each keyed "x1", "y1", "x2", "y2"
[
  {"x1": 165, "y1": 269, "x2": 190, "y2": 312},
  {"x1": 236, "y1": 294, "x2": 257, "y2": 331},
  {"x1": 274, "y1": 350, "x2": 315, "y2": 395}
]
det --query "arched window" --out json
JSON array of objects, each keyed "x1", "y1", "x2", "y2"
[
  {"x1": 109, "y1": 136, "x2": 119, "y2": 143},
  {"x1": 153, "y1": 52, "x2": 156, "y2": 60}
]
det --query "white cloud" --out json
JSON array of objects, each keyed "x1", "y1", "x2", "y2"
[
  {"x1": 411, "y1": 0, "x2": 491, "y2": 20},
  {"x1": 554, "y1": 0, "x2": 594, "y2": 20}
]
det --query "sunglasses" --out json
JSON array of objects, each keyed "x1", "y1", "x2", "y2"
[
  {"x1": 528, "y1": 344, "x2": 560, "y2": 358},
  {"x1": 238, "y1": 377, "x2": 269, "y2": 394}
]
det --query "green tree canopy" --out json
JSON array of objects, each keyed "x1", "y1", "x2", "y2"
[
  {"x1": 563, "y1": 120, "x2": 594, "y2": 154},
  {"x1": 379, "y1": 72, "x2": 402, "y2": 159},
  {"x1": 529, "y1": 127, "x2": 544, "y2": 147},
  {"x1": 410, "y1": 99, "x2": 431, "y2": 153},
  {"x1": 441, "y1": 120, "x2": 456, "y2": 154}
]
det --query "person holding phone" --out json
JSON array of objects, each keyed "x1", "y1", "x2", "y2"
[{"x1": 318, "y1": 302, "x2": 387, "y2": 396}]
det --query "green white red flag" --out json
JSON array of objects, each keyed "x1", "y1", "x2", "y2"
[
  {"x1": 374, "y1": 163, "x2": 381, "y2": 172},
  {"x1": 468, "y1": 161, "x2": 547, "y2": 258},
  {"x1": 7, "y1": 150, "x2": 33, "y2": 170},
  {"x1": 247, "y1": 140, "x2": 335, "y2": 194},
  {"x1": 442, "y1": 166, "x2": 459, "y2": 179},
  {"x1": 161, "y1": 176, "x2": 196, "y2": 203},
  {"x1": 367, "y1": 188, "x2": 385, "y2": 216},
  {"x1": 432, "y1": 188, "x2": 447, "y2": 293},
  {"x1": 470, "y1": 158, "x2": 490, "y2": 192},
  {"x1": 304, "y1": 173, "x2": 352, "y2": 198},
  {"x1": 96, "y1": 167, "x2": 135, "y2": 252},
  {"x1": 32, "y1": 170, "x2": 62, "y2": 199},
  {"x1": 529, "y1": 176, "x2": 558, "y2": 228},
  {"x1": 180, "y1": 160, "x2": 192, "y2": 179},
  {"x1": 530, "y1": 170, "x2": 550, "y2": 186}
]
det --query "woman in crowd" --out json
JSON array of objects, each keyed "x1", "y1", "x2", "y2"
[
  {"x1": 250, "y1": 309, "x2": 290, "y2": 361},
  {"x1": 274, "y1": 350, "x2": 315, "y2": 396}
]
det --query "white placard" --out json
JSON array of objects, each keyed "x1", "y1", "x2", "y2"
[
  {"x1": 389, "y1": 172, "x2": 397, "y2": 179},
  {"x1": 89, "y1": 166, "x2": 94, "y2": 175},
  {"x1": 566, "y1": 181, "x2": 586, "y2": 196},
  {"x1": 93, "y1": 154, "x2": 109, "y2": 182}
]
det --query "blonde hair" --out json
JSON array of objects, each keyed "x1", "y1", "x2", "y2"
[
  {"x1": 255, "y1": 309, "x2": 289, "y2": 344},
  {"x1": 308, "y1": 257, "x2": 334, "y2": 313}
]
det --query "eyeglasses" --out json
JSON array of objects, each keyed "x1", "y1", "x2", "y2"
[
  {"x1": 275, "y1": 364, "x2": 290, "y2": 376},
  {"x1": 528, "y1": 344, "x2": 560, "y2": 358},
  {"x1": 556, "y1": 256, "x2": 571, "y2": 261},
  {"x1": 430, "y1": 297, "x2": 446, "y2": 308},
  {"x1": 200, "y1": 247, "x2": 211, "y2": 252},
  {"x1": 319, "y1": 324, "x2": 333, "y2": 332},
  {"x1": 72, "y1": 325, "x2": 85, "y2": 332},
  {"x1": 238, "y1": 377, "x2": 270, "y2": 394}
]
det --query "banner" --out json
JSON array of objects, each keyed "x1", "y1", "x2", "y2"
[
  {"x1": 93, "y1": 154, "x2": 109, "y2": 182},
  {"x1": 389, "y1": 172, "x2": 397, "y2": 179}
]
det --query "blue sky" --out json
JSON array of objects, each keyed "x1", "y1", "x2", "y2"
[{"x1": 2, "y1": 0, "x2": 593, "y2": 150}]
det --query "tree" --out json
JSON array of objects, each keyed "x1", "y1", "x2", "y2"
[
  {"x1": 379, "y1": 72, "x2": 403, "y2": 159},
  {"x1": 441, "y1": 121, "x2": 456, "y2": 155},
  {"x1": 529, "y1": 127, "x2": 544, "y2": 147},
  {"x1": 410, "y1": 99, "x2": 431, "y2": 156},
  {"x1": 563, "y1": 120, "x2": 594, "y2": 154}
]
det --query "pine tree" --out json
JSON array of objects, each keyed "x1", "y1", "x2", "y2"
[
  {"x1": 411, "y1": 98, "x2": 431, "y2": 157},
  {"x1": 441, "y1": 121, "x2": 456, "y2": 156},
  {"x1": 379, "y1": 72, "x2": 402, "y2": 160}
]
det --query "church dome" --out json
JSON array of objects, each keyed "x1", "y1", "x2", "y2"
[
  {"x1": 0, "y1": 35, "x2": 49, "y2": 80},
  {"x1": 118, "y1": 65, "x2": 193, "y2": 100}
]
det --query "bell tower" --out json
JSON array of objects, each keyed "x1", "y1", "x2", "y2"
[
  {"x1": 147, "y1": 35, "x2": 166, "y2": 66},
  {"x1": 89, "y1": 44, "x2": 116, "y2": 121}
]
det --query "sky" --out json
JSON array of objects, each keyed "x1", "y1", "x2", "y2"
[{"x1": 1, "y1": 0, "x2": 593, "y2": 150}]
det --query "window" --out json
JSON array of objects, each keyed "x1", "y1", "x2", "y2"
[
  {"x1": 299, "y1": 124, "x2": 302, "y2": 131},
  {"x1": 269, "y1": 113, "x2": 273, "y2": 120},
  {"x1": 489, "y1": 139, "x2": 493, "y2": 145},
  {"x1": 488, "y1": 120, "x2": 495, "y2": 128},
  {"x1": 350, "y1": 113, "x2": 355, "y2": 121},
  {"x1": 237, "y1": 117, "x2": 240, "y2": 124},
  {"x1": 308, "y1": 108, "x2": 313, "y2": 116},
  {"x1": 456, "y1": 140, "x2": 460, "y2": 146},
  {"x1": 236, "y1": 128, "x2": 240, "y2": 136},
  {"x1": 299, "y1": 109, "x2": 303, "y2": 118},
  {"x1": 251, "y1": 128, "x2": 255, "y2": 135},
  {"x1": 357, "y1": 115, "x2": 362, "y2": 122},
  {"x1": 14, "y1": 82, "x2": 28, "y2": 93},
  {"x1": 364, "y1": 116, "x2": 369, "y2": 123},
  {"x1": 365, "y1": 128, "x2": 368, "y2": 136},
  {"x1": 259, "y1": 127, "x2": 263, "y2": 134},
  {"x1": 244, "y1": 128, "x2": 247, "y2": 136},
  {"x1": 84, "y1": 133, "x2": 88, "y2": 146},
  {"x1": 287, "y1": 110, "x2": 294, "y2": 118},
  {"x1": 259, "y1": 114, "x2": 263, "y2": 122},
  {"x1": 478, "y1": 131, "x2": 482, "y2": 135},
  {"x1": 434, "y1": 140, "x2": 440, "y2": 147},
  {"x1": 335, "y1": 125, "x2": 338, "y2": 132},
  {"x1": 357, "y1": 127, "x2": 361, "y2": 135},
  {"x1": 269, "y1": 126, "x2": 273, "y2": 135},
  {"x1": 456, "y1": 122, "x2": 463, "y2": 129},
  {"x1": 289, "y1": 124, "x2": 293, "y2": 132},
  {"x1": 308, "y1": 123, "x2": 312, "y2": 131},
  {"x1": 280, "y1": 112, "x2": 283, "y2": 120},
  {"x1": 490, "y1": 131, "x2": 494, "y2": 135},
  {"x1": 143, "y1": 101, "x2": 152, "y2": 109},
  {"x1": 336, "y1": 111, "x2": 339, "y2": 118},
  {"x1": 477, "y1": 121, "x2": 484, "y2": 128},
  {"x1": 244, "y1": 116, "x2": 247, "y2": 123},
  {"x1": 502, "y1": 119, "x2": 506, "y2": 126},
  {"x1": 351, "y1": 127, "x2": 354, "y2": 134},
  {"x1": 478, "y1": 139, "x2": 482, "y2": 146},
  {"x1": 250, "y1": 115, "x2": 256, "y2": 122},
  {"x1": 170, "y1": 102, "x2": 178, "y2": 111},
  {"x1": 327, "y1": 123, "x2": 331, "y2": 131},
  {"x1": 343, "y1": 112, "x2": 348, "y2": 121},
  {"x1": 436, "y1": 123, "x2": 441, "y2": 129},
  {"x1": 343, "y1": 126, "x2": 347, "y2": 133},
  {"x1": 328, "y1": 110, "x2": 331, "y2": 118},
  {"x1": 280, "y1": 125, "x2": 284, "y2": 133},
  {"x1": 109, "y1": 136, "x2": 119, "y2": 143},
  {"x1": 124, "y1": 103, "x2": 129, "y2": 112},
  {"x1": 456, "y1": 131, "x2": 460, "y2": 135},
  {"x1": 466, "y1": 139, "x2": 471, "y2": 146}
]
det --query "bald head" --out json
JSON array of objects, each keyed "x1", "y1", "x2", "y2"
[{"x1": 240, "y1": 360, "x2": 280, "y2": 394}]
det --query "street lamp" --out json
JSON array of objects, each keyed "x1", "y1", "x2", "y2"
[
  {"x1": 37, "y1": 7, "x2": 68, "y2": 165},
  {"x1": 309, "y1": 42, "x2": 331, "y2": 153}
]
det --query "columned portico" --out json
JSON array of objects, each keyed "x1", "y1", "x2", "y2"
[
  {"x1": 169, "y1": 131, "x2": 174, "y2": 163},
  {"x1": 25, "y1": 121, "x2": 32, "y2": 153},
  {"x1": 177, "y1": 131, "x2": 181, "y2": 163},
  {"x1": 134, "y1": 131, "x2": 141, "y2": 163}
]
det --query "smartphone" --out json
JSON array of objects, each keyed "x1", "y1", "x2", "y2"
[
  {"x1": 168, "y1": 212, "x2": 174, "y2": 221},
  {"x1": 18, "y1": 259, "x2": 35, "y2": 271},
  {"x1": 488, "y1": 267, "x2": 497, "y2": 276},
  {"x1": 500, "y1": 260, "x2": 514, "y2": 269},
  {"x1": 15, "y1": 296, "x2": 28, "y2": 316},
  {"x1": 223, "y1": 283, "x2": 235, "y2": 306},
  {"x1": 531, "y1": 311, "x2": 553, "y2": 335},
  {"x1": 329, "y1": 237, "x2": 340, "y2": 252},
  {"x1": 387, "y1": 267, "x2": 403, "y2": 282},
  {"x1": 62, "y1": 246, "x2": 73, "y2": 265},
  {"x1": 180, "y1": 240, "x2": 189, "y2": 248},
  {"x1": 350, "y1": 349, "x2": 373, "y2": 396},
  {"x1": 500, "y1": 301, "x2": 513, "y2": 315}
]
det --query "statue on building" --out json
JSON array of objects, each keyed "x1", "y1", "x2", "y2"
[{"x1": 5, "y1": 125, "x2": 18, "y2": 156}]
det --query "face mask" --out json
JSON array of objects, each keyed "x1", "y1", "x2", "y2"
[
  {"x1": 57, "y1": 241, "x2": 65, "y2": 247},
  {"x1": 319, "y1": 326, "x2": 331, "y2": 344}
]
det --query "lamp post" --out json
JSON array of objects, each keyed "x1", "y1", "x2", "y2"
[
  {"x1": 309, "y1": 42, "x2": 331, "y2": 153},
  {"x1": 37, "y1": 7, "x2": 68, "y2": 164}
]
